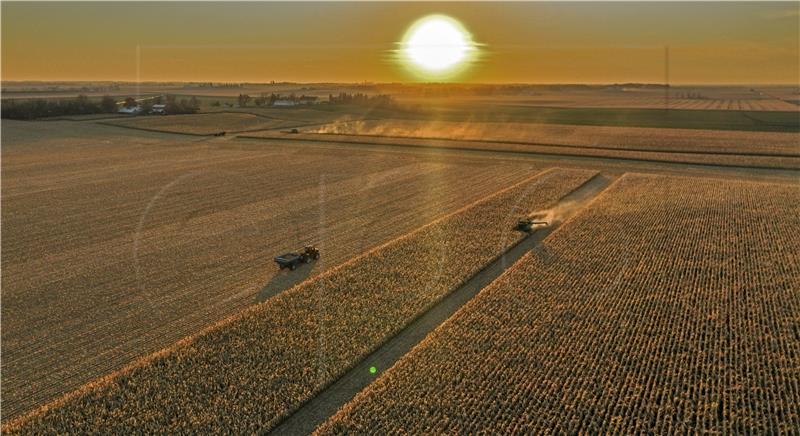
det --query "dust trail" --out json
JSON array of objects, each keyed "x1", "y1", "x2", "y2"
[
  {"x1": 527, "y1": 174, "x2": 615, "y2": 225},
  {"x1": 310, "y1": 118, "x2": 507, "y2": 141},
  {"x1": 529, "y1": 200, "x2": 583, "y2": 224}
]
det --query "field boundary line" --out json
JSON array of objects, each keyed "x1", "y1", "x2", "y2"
[
  {"x1": 236, "y1": 134, "x2": 800, "y2": 172},
  {"x1": 267, "y1": 172, "x2": 614, "y2": 435},
  {"x1": 1, "y1": 167, "x2": 557, "y2": 431},
  {"x1": 307, "y1": 131, "x2": 800, "y2": 159}
]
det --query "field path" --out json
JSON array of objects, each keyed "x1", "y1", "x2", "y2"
[{"x1": 268, "y1": 173, "x2": 616, "y2": 436}]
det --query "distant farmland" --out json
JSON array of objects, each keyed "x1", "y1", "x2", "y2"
[
  {"x1": 309, "y1": 119, "x2": 800, "y2": 156},
  {"x1": 245, "y1": 130, "x2": 800, "y2": 170}
]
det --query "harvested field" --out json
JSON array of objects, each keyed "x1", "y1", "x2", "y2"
[
  {"x1": 43, "y1": 113, "x2": 130, "y2": 121},
  {"x1": 521, "y1": 93, "x2": 796, "y2": 112},
  {"x1": 566, "y1": 97, "x2": 800, "y2": 112},
  {"x1": 398, "y1": 89, "x2": 800, "y2": 112},
  {"x1": 244, "y1": 131, "x2": 800, "y2": 170},
  {"x1": 392, "y1": 100, "x2": 800, "y2": 132},
  {"x1": 311, "y1": 119, "x2": 800, "y2": 157},
  {"x1": 3, "y1": 167, "x2": 598, "y2": 433},
  {"x1": 103, "y1": 112, "x2": 301, "y2": 135},
  {"x1": 317, "y1": 174, "x2": 800, "y2": 434},
  {"x1": 1, "y1": 120, "x2": 547, "y2": 419}
]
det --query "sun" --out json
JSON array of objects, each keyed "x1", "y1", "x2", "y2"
[{"x1": 399, "y1": 15, "x2": 477, "y2": 79}]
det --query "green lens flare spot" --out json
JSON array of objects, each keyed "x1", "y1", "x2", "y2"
[{"x1": 369, "y1": 366, "x2": 377, "y2": 374}]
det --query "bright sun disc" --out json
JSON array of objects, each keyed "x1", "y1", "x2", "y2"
[{"x1": 401, "y1": 15, "x2": 476, "y2": 77}]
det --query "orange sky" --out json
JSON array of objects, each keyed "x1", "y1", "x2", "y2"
[{"x1": 2, "y1": 2, "x2": 798, "y2": 84}]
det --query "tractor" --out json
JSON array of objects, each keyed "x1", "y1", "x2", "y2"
[{"x1": 274, "y1": 246, "x2": 320, "y2": 270}]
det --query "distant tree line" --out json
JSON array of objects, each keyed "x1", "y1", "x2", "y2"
[
  {"x1": 1, "y1": 95, "x2": 117, "y2": 120},
  {"x1": 1, "y1": 94, "x2": 200, "y2": 119},
  {"x1": 237, "y1": 93, "x2": 322, "y2": 107},
  {"x1": 3, "y1": 84, "x2": 122, "y2": 94},
  {"x1": 156, "y1": 95, "x2": 200, "y2": 114},
  {"x1": 184, "y1": 82, "x2": 243, "y2": 88},
  {"x1": 328, "y1": 93, "x2": 393, "y2": 106}
]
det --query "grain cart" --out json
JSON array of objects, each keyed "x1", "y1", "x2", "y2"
[{"x1": 274, "y1": 246, "x2": 320, "y2": 270}]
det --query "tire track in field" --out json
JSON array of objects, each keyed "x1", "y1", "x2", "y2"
[{"x1": 268, "y1": 173, "x2": 617, "y2": 436}]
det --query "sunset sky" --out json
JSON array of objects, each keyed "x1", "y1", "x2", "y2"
[{"x1": 2, "y1": 2, "x2": 798, "y2": 84}]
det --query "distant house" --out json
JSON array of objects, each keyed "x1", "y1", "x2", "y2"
[
  {"x1": 118, "y1": 105, "x2": 142, "y2": 114},
  {"x1": 151, "y1": 104, "x2": 166, "y2": 115}
]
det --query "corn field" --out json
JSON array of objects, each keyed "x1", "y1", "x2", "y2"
[
  {"x1": 317, "y1": 173, "x2": 800, "y2": 434},
  {"x1": 3, "y1": 167, "x2": 597, "y2": 433}
]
